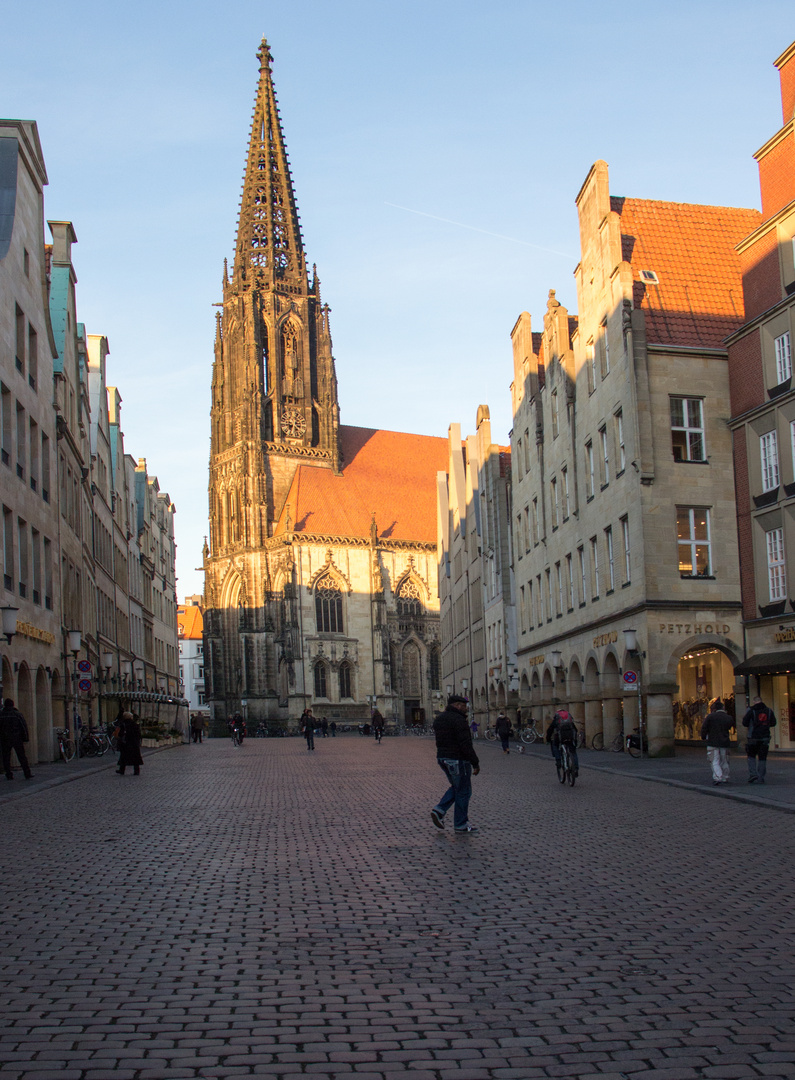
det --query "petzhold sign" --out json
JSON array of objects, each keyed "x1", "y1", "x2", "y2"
[{"x1": 658, "y1": 621, "x2": 731, "y2": 635}]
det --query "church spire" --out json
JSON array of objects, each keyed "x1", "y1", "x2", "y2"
[{"x1": 233, "y1": 38, "x2": 307, "y2": 290}]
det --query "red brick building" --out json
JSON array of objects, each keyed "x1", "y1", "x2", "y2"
[{"x1": 728, "y1": 40, "x2": 795, "y2": 749}]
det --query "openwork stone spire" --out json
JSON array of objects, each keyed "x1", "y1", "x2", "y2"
[{"x1": 233, "y1": 38, "x2": 307, "y2": 290}]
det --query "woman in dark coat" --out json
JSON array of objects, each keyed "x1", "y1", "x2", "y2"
[{"x1": 116, "y1": 712, "x2": 143, "y2": 775}]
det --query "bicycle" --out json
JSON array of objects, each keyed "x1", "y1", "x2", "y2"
[
  {"x1": 485, "y1": 727, "x2": 496, "y2": 741},
  {"x1": 230, "y1": 727, "x2": 242, "y2": 747},
  {"x1": 591, "y1": 730, "x2": 621, "y2": 752},
  {"x1": 556, "y1": 742, "x2": 577, "y2": 786},
  {"x1": 520, "y1": 721, "x2": 545, "y2": 744},
  {"x1": 55, "y1": 728, "x2": 75, "y2": 762},
  {"x1": 255, "y1": 723, "x2": 268, "y2": 737}
]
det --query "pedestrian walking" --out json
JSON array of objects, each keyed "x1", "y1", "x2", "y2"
[
  {"x1": 330, "y1": 720, "x2": 336, "y2": 737},
  {"x1": 115, "y1": 712, "x2": 143, "y2": 776},
  {"x1": 742, "y1": 695, "x2": 777, "y2": 784},
  {"x1": 470, "y1": 718, "x2": 479, "y2": 739},
  {"x1": 0, "y1": 698, "x2": 33, "y2": 780},
  {"x1": 302, "y1": 711, "x2": 315, "y2": 751},
  {"x1": 701, "y1": 697, "x2": 733, "y2": 784},
  {"x1": 430, "y1": 694, "x2": 480, "y2": 834},
  {"x1": 190, "y1": 715, "x2": 204, "y2": 744},
  {"x1": 321, "y1": 716, "x2": 329, "y2": 738},
  {"x1": 495, "y1": 710, "x2": 511, "y2": 754}
]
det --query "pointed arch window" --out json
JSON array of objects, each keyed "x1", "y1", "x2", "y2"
[
  {"x1": 429, "y1": 646, "x2": 441, "y2": 692},
  {"x1": 396, "y1": 580, "x2": 423, "y2": 618},
  {"x1": 339, "y1": 661, "x2": 352, "y2": 700},
  {"x1": 403, "y1": 642, "x2": 421, "y2": 697},
  {"x1": 314, "y1": 661, "x2": 328, "y2": 699},
  {"x1": 315, "y1": 579, "x2": 343, "y2": 634}
]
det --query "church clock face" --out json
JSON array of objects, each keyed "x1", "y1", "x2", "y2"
[{"x1": 281, "y1": 406, "x2": 306, "y2": 439}]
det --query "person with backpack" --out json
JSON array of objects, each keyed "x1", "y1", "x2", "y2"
[
  {"x1": 546, "y1": 709, "x2": 579, "y2": 777},
  {"x1": 742, "y1": 695, "x2": 777, "y2": 784}
]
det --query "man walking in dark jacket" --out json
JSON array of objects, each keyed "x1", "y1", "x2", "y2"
[
  {"x1": 0, "y1": 698, "x2": 33, "y2": 780},
  {"x1": 701, "y1": 698, "x2": 734, "y2": 785},
  {"x1": 742, "y1": 696, "x2": 777, "y2": 784},
  {"x1": 431, "y1": 694, "x2": 480, "y2": 833}
]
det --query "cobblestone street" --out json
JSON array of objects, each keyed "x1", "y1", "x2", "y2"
[{"x1": 1, "y1": 735, "x2": 794, "y2": 1080}]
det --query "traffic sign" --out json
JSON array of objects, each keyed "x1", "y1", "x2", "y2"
[
  {"x1": 78, "y1": 678, "x2": 92, "y2": 693},
  {"x1": 623, "y1": 670, "x2": 638, "y2": 685},
  {"x1": 77, "y1": 660, "x2": 92, "y2": 673}
]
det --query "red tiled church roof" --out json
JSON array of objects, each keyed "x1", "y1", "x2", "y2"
[
  {"x1": 610, "y1": 197, "x2": 761, "y2": 349},
  {"x1": 276, "y1": 425, "x2": 448, "y2": 544}
]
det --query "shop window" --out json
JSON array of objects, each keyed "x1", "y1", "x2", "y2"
[
  {"x1": 677, "y1": 507, "x2": 712, "y2": 577},
  {"x1": 760, "y1": 430, "x2": 780, "y2": 492},
  {"x1": 673, "y1": 648, "x2": 736, "y2": 740},
  {"x1": 671, "y1": 397, "x2": 705, "y2": 462},
  {"x1": 766, "y1": 526, "x2": 787, "y2": 602}
]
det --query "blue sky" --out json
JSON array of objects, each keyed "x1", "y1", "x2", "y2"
[{"x1": 2, "y1": 1, "x2": 791, "y2": 595}]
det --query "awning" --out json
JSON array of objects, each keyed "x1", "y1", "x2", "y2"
[{"x1": 734, "y1": 650, "x2": 795, "y2": 675}]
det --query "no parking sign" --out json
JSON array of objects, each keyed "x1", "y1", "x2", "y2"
[{"x1": 623, "y1": 670, "x2": 638, "y2": 690}]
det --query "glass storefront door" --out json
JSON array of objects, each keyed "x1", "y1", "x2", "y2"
[{"x1": 673, "y1": 647, "x2": 736, "y2": 741}]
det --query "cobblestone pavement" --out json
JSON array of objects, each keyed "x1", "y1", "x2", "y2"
[{"x1": 1, "y1": 735, "x2": 794, "y2": 1079}]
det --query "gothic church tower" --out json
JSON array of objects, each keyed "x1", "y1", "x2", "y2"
[{"x1": 204, "y1": 40, "x2": 340, "y2": 719}]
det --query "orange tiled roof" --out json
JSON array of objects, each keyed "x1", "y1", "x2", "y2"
[
  {"x1": 276, "y1": 425, "x2": 448, "y2": 544},
  {"x1": 610, "y1": 197, "x2": 761, "y2": 348},
  {"x1": 177, "y1": 605, "x2": 203, "y2": 639}
]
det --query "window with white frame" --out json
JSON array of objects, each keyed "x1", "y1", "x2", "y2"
[
  {"x1": 599, "y1": 426, "x2": 609, "y2": 486},
  {"x1": 520, "y1": 585, "x2": 526, "y2": 633},
  {"x1": 550, "y1": 477, "x2": 558, "y2": 529},
  {"x1": 516, "y1": 437, "x2": 524, "y2": 480},
  {"x1": 551, "y1": 389, "x2": 559, "y2": 438},
  {"x1": 586, "y1": 340, "x2": 596, "y2": 393},
  {"x1": 528, "y1": 579, "x2": 534, "y2": 628},
  {"x1": 790, "y1": 420, "x2": 795, "y2": 476},
  {"x1": 516, "y1": 514, "x2": 522, "y2": 558},
  {"x1": 585, "y1": 441, "x2": 595, "y2": 498},
  {"x1": 766, "y1": 527, "x2": 786, "y2": 601},
  {"x1": 524, "y1": 429, "x2": 531, "y2": 474},
  {"x1": 578, "y1": 545, "x2": 586, "y2": 604},
  {"x1": 536, "y1": 573, "x2": 543, "y2": 625},
  {"x1": 621, "y1": 515, "x2": 631, "y2": 584},
  {"x1": 760, "y1": 430, "x2": 780, "y2": 492},
  {"x1": 775, "y1": 332, "x2": 792, "y2": 385},
  {"x1": 566, "y1": 553, "x2": 574, "y2": 610},
  {"x1": 677, "y1": 507, "x2": 712, "y2": 576},
  {"x1": 615, "y1": 409, "x2": 625, "y2": 473},
  {"x1": 556, "y1": 561, "x2": 563, "y2": 615},
  {"x1": 545, "y1": 568, "x2": 552, "y2": 621},
  {"x1": 532, "y1": 498, "x2": 539, "y2": 545},
  {"x1": 590, "y1": 536, "x2": 600, "y2": 598},
  {"x1": 523, "y1": 506, "x2": 531, "y2": 552},
  {"x1": 562, "y1": 466, "x2": 570, "y2": 519},
  {"x1": 670, "y1": 397, "x2": 705, "y2": 462},
  {"x1": 600, "y1": 318, "x2": 610, "y2": 377}
]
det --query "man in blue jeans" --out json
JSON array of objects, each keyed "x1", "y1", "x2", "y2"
[{"x1": 431, "y1": 694, "x2": 480, "y2": 833}]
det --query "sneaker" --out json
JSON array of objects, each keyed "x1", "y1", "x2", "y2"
[
  {"x1": 430, "y1": 808, "x2": 445, "y2": 830},
  {"x1": 454, "y1": 823, "x2": 478, "y2": 833}
]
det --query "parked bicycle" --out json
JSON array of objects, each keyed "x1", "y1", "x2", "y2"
[
  {"x1": 520, "y1": 721, "x2": 545, "y2": 744},
  {"x1": 55, "y1": 727, "x2": 75, "y2": 762},
  {"x1": 591, "y1": 728, "x2": 647, "y2": 757}
]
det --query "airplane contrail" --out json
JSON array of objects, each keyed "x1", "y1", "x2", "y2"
[{"x1": 384, "y1": 202, "x2": 575, "y2": 259}]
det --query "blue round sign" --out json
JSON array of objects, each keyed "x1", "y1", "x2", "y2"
[
  {"x1": 623, "y1": 670, "x2": 637, "y2": 684},
  {"x1": 78, "y1": 678, "x2": 92, "y2": 692}
]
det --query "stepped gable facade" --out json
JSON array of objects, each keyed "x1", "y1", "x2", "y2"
[{"x1": 203, "y1": 41, "x2": 447, "y2": 728}]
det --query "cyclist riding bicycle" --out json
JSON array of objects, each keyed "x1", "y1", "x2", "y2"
[
  {"x1": 546, "y1": 709, "x2": 579, "y2": 777},
  {"x1": 229, "y1": 713, "x2": 246, "y2": 744}
]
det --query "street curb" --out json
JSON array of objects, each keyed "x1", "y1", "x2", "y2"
[
  {"x1": 481, "y1": 740, "x2": 795, "y2": 816},
  {"x1": 0, "y1": 742, "x2": 185, "y2": 806}
]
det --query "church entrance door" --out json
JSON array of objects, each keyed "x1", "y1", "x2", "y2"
[{"x1": 404, "y1": 700, "x2": 424, "y2": 727}]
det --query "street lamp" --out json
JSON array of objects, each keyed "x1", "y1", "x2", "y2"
[
  {"x1": 461, "y1": 678, "x2": 469, "y2": 697},
  {"x1": 1, "y1": 606, "x2": 18, "y2": 644},
  {"x1": 121, "y1": 660, "x2": 132, "y2": 689},
  {"x1": 68, "y1": 629, "x2": 82, "y2": 755},
  {"x1": 623, "y1": 628, "x2": 645, "y2": 758}
]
